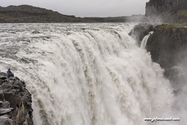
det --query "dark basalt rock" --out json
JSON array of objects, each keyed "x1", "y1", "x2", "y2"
[
  {"x1": 146, "y1": 24, "x2": 187, "y2": 81},
  {"x1": 0, "y1": 72, "x2": 33, "y2": 125},
  {"x1": 0, "y1": 101, "x2": 10, "y2": 108},
  {"x1": 32, "y1": 31, "x2": 40, "y2": 34},
  {"x1": 129, "y1": 23, "x2": 187, "y2": 84},
  {"x1": 146, "y1": 0, "x2": 187, "y2": 16},
  {"x1": 129, "y1": 23, "x2": 154, "y2": 46},
  {"x1": 146, "y1": 0, "x2": 187, "y2": 23}
]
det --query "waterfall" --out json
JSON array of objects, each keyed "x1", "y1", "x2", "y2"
[
  {"x1": 140, "y1": 31, "x2": 153, "y2": 49},
  {"x1": 0, "y1": 23, "x2": 176, "y2": 125}
]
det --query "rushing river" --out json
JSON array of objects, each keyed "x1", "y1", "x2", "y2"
[{"x1": 0, "y1": 23, "x2": 182, "y2": 125}]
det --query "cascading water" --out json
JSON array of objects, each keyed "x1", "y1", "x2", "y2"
[
  {"x1": 140, "y1": 31, "x2": 153, "y2": 49},
  {"x1": 0, "y1": 23, "x2": 178, "y2": 125}
]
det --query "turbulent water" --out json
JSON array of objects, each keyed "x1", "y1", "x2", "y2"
[{"x1": 0, "y1": 23, "x2": 180, "y2": 125}]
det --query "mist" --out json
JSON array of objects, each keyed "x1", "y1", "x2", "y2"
[{"x1": 170, "y1": 49, "x2": 187, "y2": 125}]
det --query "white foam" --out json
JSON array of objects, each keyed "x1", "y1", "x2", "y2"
[{"x1": 0, "y1": 23, "x2": 175, "y2": 125}]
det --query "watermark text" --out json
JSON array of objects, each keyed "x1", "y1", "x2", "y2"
[{"x1": 144, "y1": 117, "x2": 180, "y2": 122}]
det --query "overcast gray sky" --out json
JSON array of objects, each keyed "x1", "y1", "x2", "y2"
[{"x1": 1, "y1": 0, "x2": 149, "y2": 17}]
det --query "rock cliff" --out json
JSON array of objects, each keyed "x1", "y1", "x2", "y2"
[
  {"x1": 146, "y1": 0, "x2": 187, "y2": 23},
  {"x1": 146, "y1": 24, "x2": 187, "y2": 81},
  {"x1": 146, "y1": 0, "x2": 187, "y2": 15},
  {"x1": 0, "y1": 72, "x2": 33, "y2": 125},
  {"x1": 129, "y1": 23, "x2": 187, "y2": 83},
  {"x1": 128, "y1": 23, "x2": 154, "y2": 46}
]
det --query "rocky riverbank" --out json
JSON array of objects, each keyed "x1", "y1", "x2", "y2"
[{"x1": 0, "y1": 72, "x2": 33, "y2": 125}]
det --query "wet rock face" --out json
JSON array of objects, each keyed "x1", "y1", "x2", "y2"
[
  {"x1": 129, "y1": 23, "x2": 187, "y2": 83},
  {"x1": 146, "y1": 24, "x2": 187, "y2": 81},
  {"x1": 145, "y1": 0, "x2": 187, "y2": 23},
  {"x1": 0, "y1": 72, "x2": 33, "y2": 125},
  {"x1": 146, "y1": 0, "x2": 187, "y2": 16},
  {"x1": 129, "y1": 23, "x2": 154, "y2": 46},
  {"x1": 0, "y1": 5, "x2": 90, "y2": 23}
]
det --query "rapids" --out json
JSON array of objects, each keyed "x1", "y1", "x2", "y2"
[{"x1": 0, "y1": 23, "x2": 178, "y2": 125}]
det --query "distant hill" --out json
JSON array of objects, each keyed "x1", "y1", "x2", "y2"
[
  {"x1": 146, "y1": 0, "x2": 187, "y2": 24},
  {"x1": 0, "y1": 5, "x2": 93, "y2": 23},
  {"x1": 84, "y1": 15, "x2": 146, "y2": 22},
  {"x1": 0, "y1": 5, "x2": 147, "y2": 23}
]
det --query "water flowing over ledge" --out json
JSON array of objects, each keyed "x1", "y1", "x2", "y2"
[{"x1": 0, "y1": 23, "x2": 176, "y2": 125}]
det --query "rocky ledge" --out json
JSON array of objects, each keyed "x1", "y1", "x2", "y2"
[
  {"x1": 128, "y1": 23, "x2": 154, "y2": 46},
  {"x1": 0, "y1": 72, "x2": 33, "y2": 125}
]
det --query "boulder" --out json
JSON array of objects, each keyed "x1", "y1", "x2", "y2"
[
  {"x1": 0, "y1": 115, "x2": 13, "y2": 125},
  {"x1": 32, "y1": 31, "x2": 40, "y2": 34},
  {"x1": 0, "y1": 101, "x2": 10, "y2": 108}
]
